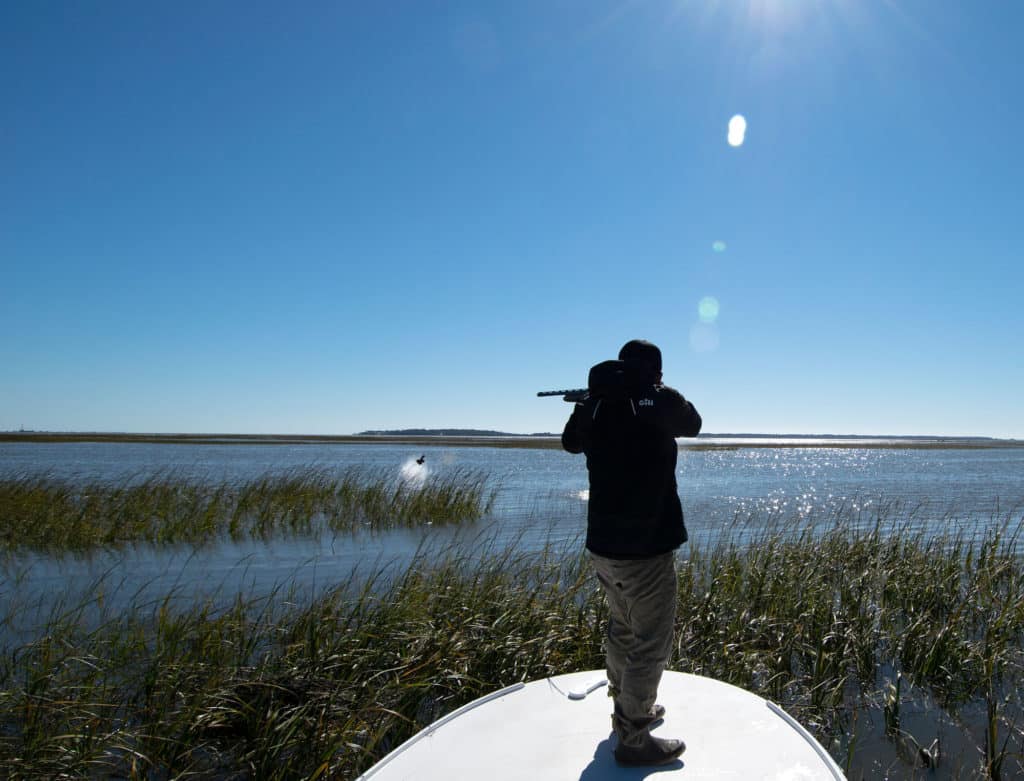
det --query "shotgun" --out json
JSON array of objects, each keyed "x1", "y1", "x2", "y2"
[{"x1": 536, "y1": 389, "x2": 588, "y2": 403}]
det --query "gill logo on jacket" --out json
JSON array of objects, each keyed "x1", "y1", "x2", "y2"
[{"x1": 638, "y1": 398, "x2": 654, "y2": 407}]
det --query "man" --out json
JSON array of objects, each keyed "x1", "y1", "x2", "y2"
[{"x1": 561, "y1": 339, "x2": 702, "y2": 767}]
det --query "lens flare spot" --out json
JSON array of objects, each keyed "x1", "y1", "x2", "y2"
[
  {"x1": 698, "y1": 296, "x2": 720, "y2": 323},
  {"x1": 728, "y1": 114, "x2": 747, "y2": 147},
  {"x1": 712, "y1": 240, "x2": 727, "y2": 253},
  {"x1": 689, "y1": 323, "x2": 720, "y2": 353}
]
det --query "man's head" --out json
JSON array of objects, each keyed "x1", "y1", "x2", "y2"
[{"x1": 618, "y1": 339, "x2": 662, "y2": 383}]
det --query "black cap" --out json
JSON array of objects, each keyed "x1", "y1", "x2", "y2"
[{"x1": 618, "y1": 339, "x2": 662, "y2": 373}]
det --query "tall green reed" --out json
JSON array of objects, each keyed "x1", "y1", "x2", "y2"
[
  {"x1": 1, "y1": 512, "x2": 1022, "y2": 778},
  {"x1": 0, "y1": 467, "x2": 495, "y2": 552}
]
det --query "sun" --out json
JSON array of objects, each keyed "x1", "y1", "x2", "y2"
[
  {"x1": 694, "y1": 0, "x2": 860, "y2": 37},
  {"x1": 743, "y1": 0, "x2": 806, "y2": 30}
]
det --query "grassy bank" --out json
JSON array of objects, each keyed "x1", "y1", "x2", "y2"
[
  {"x1": 0, "y1": 468, "x2": 494, "y2": 551},
  {"x1": 1, "y1": 519, "x2": 1022, "y2": 779}
]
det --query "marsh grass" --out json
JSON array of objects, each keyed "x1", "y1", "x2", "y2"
[
  {"x1": 0, "y1": 468, "x2": 495, "y2": 551},
  {"x1": 679, "y1": 515, "x2": 1024, "y2": 777},
  {"x1": 1, "y1": 515, "x2": 1023, "y2": 779}
]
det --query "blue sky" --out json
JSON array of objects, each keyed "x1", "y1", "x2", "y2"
[{"x1": 2, "y1": 1, "x2": 1022, "y2": 437}]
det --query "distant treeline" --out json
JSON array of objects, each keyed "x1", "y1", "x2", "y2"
[
  {"x1": 358, "y1": 428, "x2": 557, "y2": 437},
  {"x1": 357, "y1": 429, "x2": 1011, "y2": 442}
]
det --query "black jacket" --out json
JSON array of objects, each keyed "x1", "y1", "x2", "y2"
[{"x1": 562, "y1": 366, "x2": 701, "y2": 559}]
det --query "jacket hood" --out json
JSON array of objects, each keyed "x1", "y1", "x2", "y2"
[{"x1": 588, "y1": 359, "x2": 657, "y2": 399}]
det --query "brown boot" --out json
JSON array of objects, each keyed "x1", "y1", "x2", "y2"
[{"x1": 614, "y1": 735, "x2": 686, "y2": 766}]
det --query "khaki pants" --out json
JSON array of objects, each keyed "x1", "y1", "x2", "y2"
[{"x1": 590, "y1": 551, "x2": 678, "y2": 747}]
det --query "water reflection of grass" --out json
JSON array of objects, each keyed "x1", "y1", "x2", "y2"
[
  {"x1": 0, "y1": 468, "x2": 494, "y2": 551},
  {"x1": 1, "y1": 518, "x2": 1022, "y2": 779}
]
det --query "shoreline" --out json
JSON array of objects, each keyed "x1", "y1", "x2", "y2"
[{"x1": 2, "y1": 431, "x2": 1022, "y2": 450}]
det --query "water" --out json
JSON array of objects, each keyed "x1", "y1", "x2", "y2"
[
  {"x1": 2, "y1": 440, "x2": 1023, "y2": 613},
  {"x1": 2, "y1": 440, "x2": 1023, "y2": 778}
]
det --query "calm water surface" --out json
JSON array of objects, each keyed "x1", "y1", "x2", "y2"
[{"x1": 2, "y1": 440, "x2": 1023, "y2": 612}]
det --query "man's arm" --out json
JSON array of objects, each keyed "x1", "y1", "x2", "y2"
[
  {"x1": 659, "y1": 386, "x2": 702, "y2": 438},
  {"x1": 561, "y1": 404, "x2": 586, "y2": 453}
]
